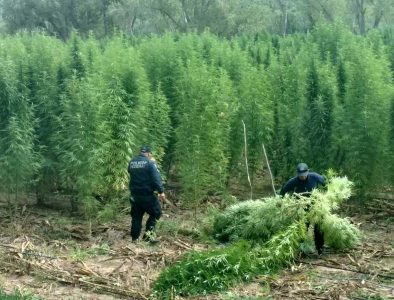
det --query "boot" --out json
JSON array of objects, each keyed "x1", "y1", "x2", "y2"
[{"x1": 142, "y1": 232, "x2": 159, "y2": 244}]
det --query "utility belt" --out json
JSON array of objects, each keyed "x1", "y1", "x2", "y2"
[{"x1": 131, "y1": 189, "x2": 154, "y2": 196}]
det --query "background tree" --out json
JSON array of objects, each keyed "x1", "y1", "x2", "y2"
[{"x1": 1, "y1": 0, "x2": 393, "y2": 38}]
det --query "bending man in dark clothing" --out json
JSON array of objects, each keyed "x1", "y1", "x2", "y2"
[
  {"x1": 128, "y1": 146, "x2": 165, "y2": 243},
  {"x1": 280, "y1": 163, "x2": 325, "y2": 254}
]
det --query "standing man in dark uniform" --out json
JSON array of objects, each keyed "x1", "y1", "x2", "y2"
[
  {"x1": 280, "y1": 163, "x2": 326, "y2": 254},
  {"x1": 128, "y1": 146, "x2": 165, "y2": 243}
]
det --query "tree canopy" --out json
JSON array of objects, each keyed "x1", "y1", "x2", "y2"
[{"x1": 1, "y1": 0, "x2": 393, "y2": 39}]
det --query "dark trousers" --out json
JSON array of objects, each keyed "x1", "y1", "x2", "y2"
[
  {"x1": 306, "y1": 222, "x2": 324, "y2": 254},
  {"x1": 314, "y1": 224, "x2": 324, "y2": 254},
  {"x1": 130, "y1": 194, "x2": 162, "y2": 241},
  {"x1": 303, "y1": 199, "x2": 324, "y2": 254}
]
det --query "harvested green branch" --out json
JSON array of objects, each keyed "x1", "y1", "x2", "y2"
[
  {"x1": 254, "y1": 221, "x2": 306, "y2": 272},
  {"x1": 212, "y1": 197, "x2": 305, "y2": 243},
  {"x1": 321, "y1": 214, "x2": 360, "y2": 250},
  {"x1": 214, "y1": 176, "x2": 359, "y2": 248},
  {"x1": 153, "y1": 176, "x2": 361, "y2": 297},
  {"x1": 153, "y1": 221, "x2": 306, "y2": 297}
]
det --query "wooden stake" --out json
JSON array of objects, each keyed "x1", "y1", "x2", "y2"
[
  {"x1": 262, "y1": 143, "x2": 277, "y2": 196},
  {"x1": 242, "y1": 120, "x2": 253, "y2": 200}
]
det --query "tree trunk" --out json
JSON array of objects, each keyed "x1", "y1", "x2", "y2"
[
  {"x1": 355, "y1": 0, "x2": 366, "y2": 35},
  {"x1": 130, "y1": 14, "x2": 137, "y2": 34},
  {"x1": 373, "y1": 10, "x2": 384, "y2": 29},
  {"x1": 319, "y1": 1, "x2": 334, "y2": 22},
  {"x1": 180, "y1": 0, "x2": 191, "y2": 24},
  {"x1": 277, "y1": 0, "x2": 288, "y2": 36},
  {"x1": 101, "y1": 0, "x2": 110, "y2": 36}
]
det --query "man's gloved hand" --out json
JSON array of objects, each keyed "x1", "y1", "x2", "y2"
[{"x1": 159, "y1": 192, "x2": 166, "y2": 203}]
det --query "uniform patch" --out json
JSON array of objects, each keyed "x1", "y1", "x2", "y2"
[{"x1": 130, "y1": 160, "x2": 148, "y2": 169}]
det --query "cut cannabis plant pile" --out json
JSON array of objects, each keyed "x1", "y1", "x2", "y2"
[
  {"x1": 153, "y1": 176, "x2": 360, "y2": 297},
  {"x1": 153, "y1": 221, "x2": 306, "y2": 297},
  {"x1": 213, "y1": 196, "x2": 305, "y2": 242}
]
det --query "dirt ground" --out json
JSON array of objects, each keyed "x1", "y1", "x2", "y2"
[{"x1": 0, "y1": 198, "x2": 392, "y2": 300}]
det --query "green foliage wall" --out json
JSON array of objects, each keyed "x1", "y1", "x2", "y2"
[{"x1": 0, "y1": 23, "x2": 392, "y2": 208}]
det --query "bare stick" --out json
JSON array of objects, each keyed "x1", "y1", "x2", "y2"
[
  {"x1": 301, "y1": 261, "x2": 394, "y2": 280},
  {"x1": 262, "y1": 143, "x2": 277, "y2": 196},
  {"x1": 242, "y1": 120, "x2": 253, "y2": 199}
]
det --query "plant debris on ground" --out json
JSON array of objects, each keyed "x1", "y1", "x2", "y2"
[{"x1": 0, "y1": 194, "x2": 392, "y2": 299}]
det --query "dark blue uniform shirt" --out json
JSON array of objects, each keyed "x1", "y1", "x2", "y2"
[
  {"x1": 128, "y1": 154, "x2": 164, "y2": 196},
  {"x1": 280, "y1": 172, "x2": 325, "y2": 196}
]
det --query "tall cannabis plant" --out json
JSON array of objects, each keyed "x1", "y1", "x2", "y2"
[
  {"x1": 175, "y1": 60, "x2": 235, "y2": 205},
  {"x1": 52, "y1": 76, "x2": 106, "y2": 209},
  {"x1": 98, "y1": 36, "x2": 151, "y2": 196},
  {"x1": 230, "y1": 66, "x2": 273, "y2": 182},
  {"x1": 303, "y1": 60, "x2": 335, "y2": 171},
  {"x1": 139, "y1": 35, "x2": 183, "y2": 174},
  {"x1": 0, "y1": 56, "x2": 40, "y2": 201},
  {"x1": 25, "y1": 34, "x2": 67, "y2": 203},
  {"x1": 144, "y1": 86, "x2": 172, "y2": 164},
  {"x1": 340, "y1": 38, "x2": 391, "y2": 193}
]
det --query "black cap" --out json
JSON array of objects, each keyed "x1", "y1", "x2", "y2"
[
  {"x1": 296, "y1": 163, "x2": 309, "y2": 176},
  {"x1": 140, "y1": 146, "x2": 152, "y2": 153}
]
